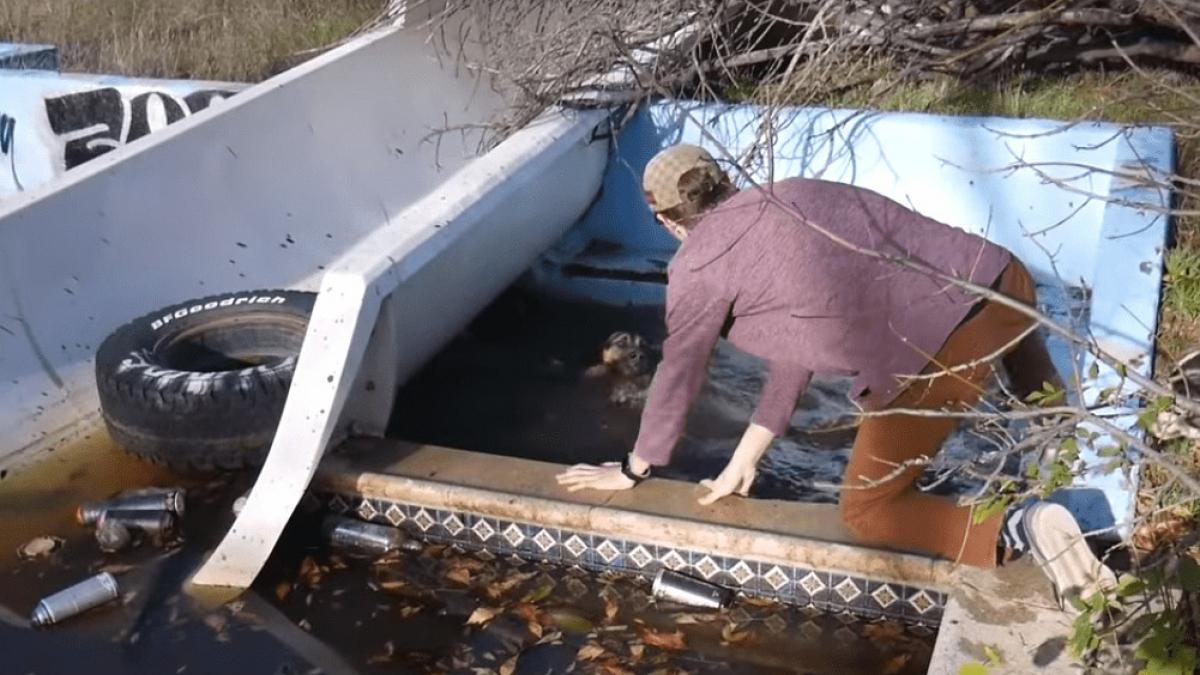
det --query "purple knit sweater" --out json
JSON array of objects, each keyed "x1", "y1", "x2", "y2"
[{"x1": 632, "y1": 178, "x2": 1012, "y2": 466}]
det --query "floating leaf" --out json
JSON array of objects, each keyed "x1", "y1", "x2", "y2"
[
  {"x1": 296, "y1": 556, "x2": 324, "y2": 586},
  {"x1": 203, "y1": 613, "x2": 228, "y2": 633},
  {"x1": 512, "y1": 602, "x2": 541, "y2": 622},
  {"x1": 545, "y1": 608, "x2": 594, "y2": 634},
  {"x1": 522, "y1": 583, "x2": 554, "y2": 604},
  {"x1": 719, "y1": 623, "x2": 753, "y2": 645},
  {"x1": 882, "y1": 653, "x2": 911, "y2": 675},
  {"x1": 499, "y1": 655, "x2": 518, "y2": 675},
  {"x1": 864, "y1": 621, "x2": 904, "y2": 643},
  {"x1": 16, "y1": 535, "x2": 62, "y2": 559},
  {"x1": 446, "y1": 567, "x2": 472, "y2": 586},
  {"x1": 467, "y1": 606, "x2": 501, "y2": 626},
  {"x1": 449, "y1": 557, "x2": 489, "y2": 572},
  {"x1": 639, "y1": 627, "x2": 687, "y2": 650},
  {"x1": 274, "y1": 581, "x2": 293, "y2": 602},
  {"x1": 740, "y1": 595, "x2": 780, "y2": 608},
  {"x1": 577, "y1": 643, "x2": 607, "y2": 661},
  {"x1": 485, "y1": 571, "x2": 537, "y2": 600},
  {"x1": 367, "y1": 640, "x2": 395, "y2": 665}
]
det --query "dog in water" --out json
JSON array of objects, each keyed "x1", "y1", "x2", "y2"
[{"x1": 584, "y1": 331, "x2": 656, "y2": 407}]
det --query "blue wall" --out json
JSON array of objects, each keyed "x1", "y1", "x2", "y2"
[{"x1": 561, "y1": 100, "x2": 1174, "y2": 537}]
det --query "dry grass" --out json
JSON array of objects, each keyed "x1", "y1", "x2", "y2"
[{"x1": 0, "y1": 0, "x2": 383, "y2": 82}]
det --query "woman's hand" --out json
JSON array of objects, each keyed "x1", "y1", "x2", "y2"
[
  {"x1": 555, "y1": 462, "x2": 638, "y2": 492},
  {"x1": 698, "y1": 464, "x2": 756, "y2": 505},
  {"x1": 697, "y1": 422, "x2": 775, "y2": 506}
]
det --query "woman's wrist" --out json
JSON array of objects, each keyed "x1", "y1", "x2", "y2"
[{"x1": 625, "y1": 452, "x2": 651, "y2": 478}]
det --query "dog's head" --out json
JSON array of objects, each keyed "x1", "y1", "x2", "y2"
[{"x1": 600, "y1": 331, "x2": 652, "y2": 377}]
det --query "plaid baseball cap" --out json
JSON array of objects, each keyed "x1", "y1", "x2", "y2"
[{"x1": 642, "y1": 144, "x2": 724, "y2": 213}]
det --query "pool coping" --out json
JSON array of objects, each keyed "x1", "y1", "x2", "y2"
[{"x1": 313, "y1": 438, "x2": 1089, "y2": 672}]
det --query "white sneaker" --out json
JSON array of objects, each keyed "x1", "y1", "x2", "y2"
[{"x1": 1021, "y1": 502, "x2": 1118, "y2": 609}]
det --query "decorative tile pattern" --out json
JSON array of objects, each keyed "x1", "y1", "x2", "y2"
[
  {"x1": 834, "y1": 577, "x2": 863, "y2": 604},
  {"x1": 694, "y1": 555, "x2": 721, "y2": 580},
  {"x1": 660, "y1": 548, "x2": 688, "y2": 571},
  {"x1": 596, "y1": 539, "x2": 621, "y2": 564},
  {"x1": 628, "y1": 544, "x2": 654, "y2": 569},
  {"x1": 327, "y1": 494, "x2": 351, "y2": 515},
  {"x1": 870, "y1": 583, "x2": 900, "y2": 610},
  {"x1": 384, "y1": 503, "x2": 406, "y2": 526},
  {"x1": 729, "y1": 560, "x2": 756, "y2": 585},
  {"x1": 763, "y1": 565, "x2": 790, "y2": 592},
  {"x1": 443, "y1": 513, "x2": 466, "y2": 537},
  {"x1": 798, "y1": 571, "x2": 826, "y2": 596},
  {"x1": 311, "y1": 491, "x2": 945, "y2": 627},
  {"x1": 357, "y1": 498, "x2": 379, "y2": 521},
  {"x1": 412, "y1": 508, "x2": 435, "y2": 532}
]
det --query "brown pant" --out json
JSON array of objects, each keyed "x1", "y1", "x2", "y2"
[{"x1": 839, "y1": 259, "x2": 1055, "y2": 568}]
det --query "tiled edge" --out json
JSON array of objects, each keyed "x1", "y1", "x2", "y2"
[{"x1": 311, "y1": 489, "x2": 947, "y2": 628}]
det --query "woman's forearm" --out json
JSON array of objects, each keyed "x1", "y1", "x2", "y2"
[
  {"x1": 696, "y1": 422, "x2": 776, "y2": 505},
  {"x1": 728, "y1": 422, "x2": 775, "y2": 470}
]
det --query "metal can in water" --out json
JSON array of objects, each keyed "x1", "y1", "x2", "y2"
[
  {"x1": 96, "y1": 509, "x2": 177, "y2": 538},
  {"x1": 320, "y1": 515, "x2": 409, "y2": 556},
  {"x1": 651, "y1": 568, "x2": 733, "y2": 609},
  {"x1": 30, "y1": 572, "x2": 120, "y2": 627},
  {"x1": 76, "y1": 489, "x2": 186, "y2": 525}
]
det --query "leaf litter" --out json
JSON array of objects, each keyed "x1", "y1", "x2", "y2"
[{"x1": 258, "y1": 532, "x2": 936, "y2": 675}]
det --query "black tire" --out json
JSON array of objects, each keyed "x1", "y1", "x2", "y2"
[{"x1": 95, "y1": 290, "x2": 316, "y2": 473}]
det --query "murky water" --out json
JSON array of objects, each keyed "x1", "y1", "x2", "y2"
[
  {"x1": 388, "y1": 286, "x2": 1058, "y2": 504},
  {"x1": 0, "y1": 433, "x2": 310, "y2": 675},
  {"x1": 1, "y1": 280, "x2": 1082, "y2": 674},
  {"x1": 0, "y1": 433, "x2": 934, "y2": 675}
]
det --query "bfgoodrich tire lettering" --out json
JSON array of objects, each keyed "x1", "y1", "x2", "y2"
[{"x1": 95, "y1": 290, "x2": 316, "y2": 472}]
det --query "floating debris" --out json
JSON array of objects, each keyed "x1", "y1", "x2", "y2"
[
  {"x1": 94, "y1": 519, "x2": 133, "y2": 553},
  {"x1": 76, "y1": 488, "x2": 186, "y2": 525},
  {"x1": 17, "y1": 535, "x2": 63, "y2": 560},
  {"x1": 30, "y1": 571, "x2": 120, "y2": 627},
  {"x1": 231, "y1": 491, "x2": 249, "y2": 516},
  {"x1": 651, "y1": 569, "x2": 732, "y2": 609}
]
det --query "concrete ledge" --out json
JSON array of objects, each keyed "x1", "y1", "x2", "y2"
[
  {"x1": 314, "y1": 438, "x2": 1096, "y2": 671},
  {"x1": 930, "y1": 562, "x2": 1083, "y2": 675},
  {"x1": 317, "y1": 439, "x2": 953, "y2": 587}
]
